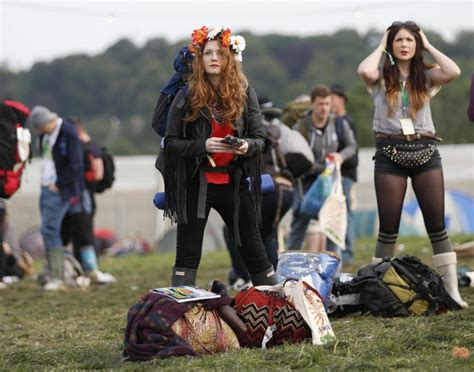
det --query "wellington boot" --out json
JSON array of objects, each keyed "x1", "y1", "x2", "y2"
[
  {"x1": 250, "y1": 266, "x2": 278, "y2": 286},
  {"x1": 171, "y1": 266, "x2": 197, "y2": 286},
  {"x1": 433, "y1": 252, "x2": 468, "y2": 309},
  {"x1": 46, "y1": 248, "x2": 64, "y2": 282}
]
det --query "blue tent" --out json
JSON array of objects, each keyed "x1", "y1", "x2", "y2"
[{"x1": 400, "y1": 190, "x2": 474, "y2": 236}]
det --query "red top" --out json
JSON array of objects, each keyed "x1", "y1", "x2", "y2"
[{"x1": 205, "y1": 117, "x2": 235, "y2": 184}]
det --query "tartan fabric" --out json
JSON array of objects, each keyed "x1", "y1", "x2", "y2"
[
  {"x1": 123, "y1": 291, "x2": 232, "y2": 361},
  {"x1": 233, "y1": 287, "x2": 311, "y2": 348}
]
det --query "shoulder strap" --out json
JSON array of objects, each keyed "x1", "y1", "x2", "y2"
[
  {"x1": 297, "y1": 119, "x2": 309, "y2": 142},
  {"x1": 335, "y1": 116, "x2": 345, "y2": 152}
]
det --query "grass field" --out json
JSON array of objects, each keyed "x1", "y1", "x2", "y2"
[{"x1": 1, "y1": 235, "x2": 473, "y2": 370}]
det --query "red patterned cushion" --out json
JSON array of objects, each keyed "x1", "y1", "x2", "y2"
[{"x1": 233, "y1": 287, "x2": 311, "y2": 348}]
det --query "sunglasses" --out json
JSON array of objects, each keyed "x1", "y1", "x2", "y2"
[{"x1": 388, "y1": 21, "x2": 420, "y2": 31}]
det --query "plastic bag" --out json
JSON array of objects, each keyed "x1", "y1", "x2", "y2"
[
  {"x1": 299, "y1": 161, "x2": 334, "y2": 218},
  {"x1": 276, "y1": 251, "x2": 340, "y2": 303}
]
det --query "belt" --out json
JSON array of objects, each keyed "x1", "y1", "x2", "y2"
[{"x1": 375, "y1": 132, "x2": 443, "y2": 142}]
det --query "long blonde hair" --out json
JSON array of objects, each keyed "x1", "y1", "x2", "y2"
[{"x1": 185, "y1": 41, "x2": 248, "y2": 123}]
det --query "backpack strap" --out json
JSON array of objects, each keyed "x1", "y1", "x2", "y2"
[{"x1": 335, "y1": 116, "x2": 345, "y2": 152}]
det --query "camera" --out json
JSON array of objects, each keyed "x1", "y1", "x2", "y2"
[{"x1": 221, "y1": 135, "x2": 244, "y2": 147}]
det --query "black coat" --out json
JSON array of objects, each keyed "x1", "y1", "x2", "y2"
[{"x1": 163, "y1": 87, "x2": 265, "y2": 225}]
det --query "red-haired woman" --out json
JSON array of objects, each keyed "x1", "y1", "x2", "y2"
[
  {"x1": 358, "y1": 21, "x2": 467, "y2": 308},
  {"x1": 163, "y1": 26, "x2": 277, "y2": 287}
]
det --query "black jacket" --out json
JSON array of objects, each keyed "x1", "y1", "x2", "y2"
[
  {"x1": 163, "y1": 87, "x2": 265, "y2": 225},
  {"x1": 41, "y1": 119, "x2": 85, "y2": 200}
]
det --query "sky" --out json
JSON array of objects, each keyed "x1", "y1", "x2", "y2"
[{"x1": 0, "y1": 0, "x2": 472, "y2": 71}]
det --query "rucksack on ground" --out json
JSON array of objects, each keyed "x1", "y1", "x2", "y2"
[
  {"x1": 329, "y1": 255, "x2": 462, "y2": 317},
  {"x1": 94, "y1": 146, "x2": 115, "y2": 193},
  {"x1": 0, "y1": 100, "x2": 31, "y2": 198},
  {"x1": 151, "y1": 46, "x2": 193, "y2": 138}
]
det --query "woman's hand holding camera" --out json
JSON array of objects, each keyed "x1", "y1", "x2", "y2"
[{"x1": 205, "y1": 136, "x2": 248, "y2": 154}]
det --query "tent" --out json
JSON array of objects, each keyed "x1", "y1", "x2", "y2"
[{"x1": 400, "y1": 190, "x2": 474, "y2": 236}]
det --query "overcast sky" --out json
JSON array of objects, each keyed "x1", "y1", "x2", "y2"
[{"x1": 0, "y1": 0, "x2": 472, "y2": 71}]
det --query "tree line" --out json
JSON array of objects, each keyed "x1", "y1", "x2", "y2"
[{"x1": 1, "y1": 29, "x2": 473, "y2": 155}]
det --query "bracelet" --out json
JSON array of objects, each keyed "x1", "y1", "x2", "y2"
[{"x1": 376, "y1": 45, "x2": 385, "y2": 53}]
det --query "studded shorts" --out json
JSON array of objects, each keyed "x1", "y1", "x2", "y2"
[{"x1": 373, "y1": 138, "x2": 442, "y2": 178}]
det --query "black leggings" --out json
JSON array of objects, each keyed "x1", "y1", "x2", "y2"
[
  {"x1": 225, "y1": 185, "x2": 293, "y2": 280},
  {"x1": 0, "y1": 207, "x2": 5, "y2": 278},
  {"x1": 175, "y1": 182, "x2": 272, "y2": 275},
  {"x1": 375, "y1": 168, "x2": 446, "y2": 235},
  {"x1": 61, "y1": 211, "x2": 95, "y2": 266}
]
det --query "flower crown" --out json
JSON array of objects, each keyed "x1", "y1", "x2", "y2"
[{"x1": 189, "y1": 26, "x2": 246, "y2": 62}]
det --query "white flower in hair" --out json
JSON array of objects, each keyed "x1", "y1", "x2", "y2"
[
  {"x1": 207, "y1": 26, "x2": 223, "y2": 40},
  {"x1": 230, "y1": 35, "x2": 246, "y2": 54},
  {"x1": 235, "y1": 52, "x2": 243, "y2": 62}
]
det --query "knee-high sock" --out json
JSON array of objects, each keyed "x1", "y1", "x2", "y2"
[{"x1": 374, "y1": 232, "x2": 397, "y2": 258}]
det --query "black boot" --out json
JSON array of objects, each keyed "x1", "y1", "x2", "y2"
[
  {"x1": 171, "y1": 266, "x2": 197, "y2": 286},
  {"x1": 250, "y1": 266, "x2": 278, "y2": 286}
]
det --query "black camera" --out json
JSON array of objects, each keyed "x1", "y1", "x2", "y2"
[{"x1": 221, "y1": 135, "x2": 244, "y2": 147}]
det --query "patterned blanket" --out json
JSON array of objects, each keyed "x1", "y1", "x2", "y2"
[{"x1": 123, "y1": 291, "x2": 232, "y2": 361}]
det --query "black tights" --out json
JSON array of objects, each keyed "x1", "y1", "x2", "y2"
[
  {"x1": 375, "y1": 168, "x2": 446, "y2": 236},
  {"x1": 0, "y1": 208, "x2": 5, "y2": 278}
]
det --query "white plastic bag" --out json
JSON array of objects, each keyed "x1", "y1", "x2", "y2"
[{"x1": 319, "y1": 163, "x2": 347, "y2": 249}]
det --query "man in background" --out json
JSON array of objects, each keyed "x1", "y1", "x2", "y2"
[{"x1": 287, "y1": 84, "x2": 357, "y2": 257}]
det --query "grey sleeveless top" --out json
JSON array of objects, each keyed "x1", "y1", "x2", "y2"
[{"x1": 367, "y1": 69, "x2": 441, "y2": 134}]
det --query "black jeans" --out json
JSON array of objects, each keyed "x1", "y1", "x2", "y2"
[
  {"x1": 225, "y1": 184, "x2": 294, "y2": 281},
  {"x1": 175, "y1": 182, "x2": 272, "y2": 275},
  {"x1": 0, "y1": 206, "x2": 5, "y2": 278}
]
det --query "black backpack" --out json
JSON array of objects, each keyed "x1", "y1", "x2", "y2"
[
  {"x1": 94, "y1": 146, "x2": 115, "y2": 193},
  {"x1": 335, "y1": 115, "x2": 358, "y2": 169},
  {"x1": 329, "y1": 255, "x2": 461, "y2": 317},
  {"x1": 151, "y1": 46, "x2": 193, "y2": 138},
  {"x1": 0, "y1": 100, "x2": 30, "y2": 198}
]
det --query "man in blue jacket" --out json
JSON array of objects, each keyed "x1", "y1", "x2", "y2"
[{"x1": 29, "y1": 106, "x2": 92, "y2": 290}]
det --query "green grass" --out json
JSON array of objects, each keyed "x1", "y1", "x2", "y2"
[{"x1": 1, "y1": 235, "x2": 473, "y2": 370}]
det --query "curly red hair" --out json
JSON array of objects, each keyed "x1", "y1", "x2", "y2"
[{"x1": 185, "y1": 40, "x2": 248, "y2": 124}]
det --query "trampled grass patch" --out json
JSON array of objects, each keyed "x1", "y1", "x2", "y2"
[{"x1": 1, "y1": 236, "x2": 473, "y2": 370}]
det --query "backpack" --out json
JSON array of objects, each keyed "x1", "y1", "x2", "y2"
[
  {"x1": 0, "y1": 100, "x2": 31, "y2": 198},
  {"x1": 280, "y1": 97, "x2": 311, "y2": 127},
  {"x1": 151, "y1": 46, "x2": 193, "y2": 138},
  {"x1": 94, "y1": 146, "x2": 115, "y2": 193},
  {"x1": 263, "y1": 120, "x2": 314, "y2": 182},
  {"x1": 335, "y1": 115, "x2": 358, "y2": 169},
  {"x1": 329, "y1": 255, "x2": 462, "y2": 317},
  {"x1": 82, "y1": 141, "x2": 100, "y2": 186}
]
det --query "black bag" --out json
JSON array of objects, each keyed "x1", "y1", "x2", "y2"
[
  {"x1": 335, "y1": 116, "x2": 358, "y2": 169},
  {"x1": 94, "y1": 146, "x2": 115, "y2": 193},
  {"x1": 382, "y1": 142, "x2": 437, "y2": 168},
  {"x1": 328, "y1": 277, "x2": 369, "y2": 317},
  {"x1": 151, "y1": 46, "x2": 193, "y2": 138},
  {"x1": 0, "y1": 100, "x2": 30, "y2": 198},
  {"x1": 330, "y1": 256, "x2": 461, "y2": 317}
]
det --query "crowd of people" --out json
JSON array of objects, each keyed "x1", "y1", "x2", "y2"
[{"x1": 0, "y1": 21, "x2": 469, "y2": 309}]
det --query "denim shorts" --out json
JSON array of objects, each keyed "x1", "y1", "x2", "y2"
[{"x1": 373, "y1": 138, "x2": 442, "y2": 178}]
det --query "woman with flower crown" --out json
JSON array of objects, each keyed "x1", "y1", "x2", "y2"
[
  {"x1": 358, "y1": 21, "x2": 467, "y2": 308},
  {"x1": 163, "y1": 26, "x2": 278, "y2": 286}
]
